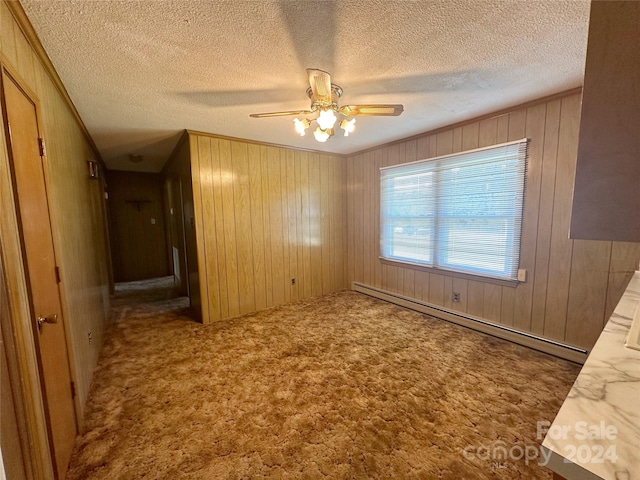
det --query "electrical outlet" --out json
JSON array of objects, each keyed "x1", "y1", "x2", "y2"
[
  {"x1": 517, "y1": 269, "x2": 527, "y2": 282},
  {"x1": 452, "y1": 292, "x2": 460, "y2": 303},
  {"x1": 291, "y1": 277, "x2": 296, "y2": 285}
]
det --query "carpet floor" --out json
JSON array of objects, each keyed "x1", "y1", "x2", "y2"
[{"x1": 67, "y1": 278, "x2": 580, "y2": 479}]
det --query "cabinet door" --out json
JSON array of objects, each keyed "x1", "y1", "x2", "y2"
[{"x1": 570, "y1": 1, "x2": 640, "y2": 241}]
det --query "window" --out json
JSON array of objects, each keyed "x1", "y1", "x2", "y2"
[{"x1": 380, "y1": 139, "x2": 528, "y2": 281}]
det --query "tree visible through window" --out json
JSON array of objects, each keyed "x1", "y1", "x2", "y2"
[{"x1": 380, "y1": 139, "x2": 528, "y2": 281}]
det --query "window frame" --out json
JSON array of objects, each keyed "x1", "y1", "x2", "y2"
[{"x1": 379, "y1": 138, "x2": 529, "y2": 283}]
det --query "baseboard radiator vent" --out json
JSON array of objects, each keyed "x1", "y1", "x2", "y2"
[{"x1": 352, "y1": 282, "x2": 587, "y2": 364}]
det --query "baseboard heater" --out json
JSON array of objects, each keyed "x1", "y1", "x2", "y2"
[{"x1": 352, "y1": 282, "x2": 588, "y2": 364}]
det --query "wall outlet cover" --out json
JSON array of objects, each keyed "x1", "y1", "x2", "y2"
[{"x1": 517, "y1": 269, "x2": 527, "y2": 282}]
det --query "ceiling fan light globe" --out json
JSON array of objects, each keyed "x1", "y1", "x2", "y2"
[
  {"x1": 340, "y1": 118, "x2": 356, "y2": 136},
  {"x1": 313, "y1": 127, "x2": 330, "y2": 143},
  {"x1": 293, "y1": 117, "x2": 310, "y2": 136},
  {"x1": 317, "y1": 109, "x2": 337, "y2": 130}
]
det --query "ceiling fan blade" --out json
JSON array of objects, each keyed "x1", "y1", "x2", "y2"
[
  {"x1": 250, "y1": 109, "x2": 314, "y2": 118},
  {"x1": 307, "y1": 68, "x2": 332, "y2": 103},
  {"x1": 339, "y1": 104, "x2": 404, "y2": 116}
]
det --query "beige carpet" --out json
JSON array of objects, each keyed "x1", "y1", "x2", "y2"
[{"x1": 67, "y1": 278, "x2": 580, "y2": 479}]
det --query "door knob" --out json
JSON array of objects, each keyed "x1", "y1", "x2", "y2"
[{"x1": 37, "y1": 314, "x2": 58, "y2": 331}]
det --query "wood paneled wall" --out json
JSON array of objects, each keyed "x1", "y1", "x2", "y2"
[
  {"x1": 0, "y1": 0, "x2": 110, "y2": 450},
  {"x1": 107, "y1": 170, "x2": 170, "y2": 282},
  {"x1": 186, "y1": 132, "x2": 347, "y2": 323},
  {"x1": 345, "y1": 92, "x2": 640, "y2": 351},
  {"x1": 1, "y1": 256, "x2": 29, "y2": 480}
]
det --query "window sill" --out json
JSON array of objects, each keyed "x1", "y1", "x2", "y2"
[{"x1": 379, "y1": 257, "x2": 520, "y2": 288}]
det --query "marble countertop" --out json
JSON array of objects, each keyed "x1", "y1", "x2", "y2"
[{"x1": 542, "y1": 271, "x2": 640, "y2": 480}]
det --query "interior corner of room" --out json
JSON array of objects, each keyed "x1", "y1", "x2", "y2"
[{"x1": 1, "y1": 1, "x2": 639, "y2": 479}]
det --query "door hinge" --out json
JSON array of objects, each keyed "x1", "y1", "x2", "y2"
[
  {"x1": 70, "y1": 381, "x2": 76, "y2": 399},
  {"x1": 38, "y1": 137, "x2": 46, "y2": 157},
  {"x1": 54, "y1": 266, "x2": 61, "y2": 283}
]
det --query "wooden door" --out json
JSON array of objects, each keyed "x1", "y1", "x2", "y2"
[{"x1": 2, "y1": 69, "x2": 77, "y2": 479}]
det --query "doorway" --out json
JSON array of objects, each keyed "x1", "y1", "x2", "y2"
[{"x1": 2, "y1": 68, "x2": 77, "y2": 478}]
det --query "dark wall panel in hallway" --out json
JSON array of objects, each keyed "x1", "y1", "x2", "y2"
[{"x1": 107, "y1": 171, "x2": 170, "y2": 282}]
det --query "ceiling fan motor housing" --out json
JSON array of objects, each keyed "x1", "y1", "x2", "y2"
[{"x1": 307, "y1": 84, "x2": 343, "y2": 111}]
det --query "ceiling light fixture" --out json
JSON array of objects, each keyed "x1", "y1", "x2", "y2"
[
  {"x1": 250, "y1": 68, "x2": 403, "y2": 143},
  {"x1": 296, "y1": 109, "x2": 354, "y2": 142},
  {"x1": 292, "y1": 85, "x2": 356, "y2": 142}
]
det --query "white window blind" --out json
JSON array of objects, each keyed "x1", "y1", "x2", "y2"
[{"x1": 380, "y1": 139, "x2": 528, "y2": 281}]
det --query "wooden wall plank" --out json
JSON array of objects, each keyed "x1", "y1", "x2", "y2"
[
  {"x1": 196, "y1": 136, "x2": 220, "y2": 321},
  {"x1": 346, "y1": 156, "x2": 355, "y2": 287},
  {"x1": 483, "y1": 284, "x2": 502, "y2": 322},
  {"x1": 373, "y1": 149, "x2": 383, "y2": 289},
  {"x1": 415, "y1": 270, "x2": 429, "y2": 302},
  {"x1": 309, "y1": 153, "x2": 323, "y2": 298},
  {"x1": 219, "y1": 140, "x2": 240, "y2": 317},
  {"x1": 507, "y1": 109, "x2": 527, "y2": 141},
  {"x1": 543, "y1": 95, "x2": 581, "y2": 342},
  {"x1": 452, "y1": 127, "x2": 463, "y2": 152},
  {"x1": 478, "y1": 118, "x2": 498, "y2": 148},
  {"x1": 280, "y1": 150, "x2": 291, "y2": 303},
  {"x1": 436, "y1": 129, "x2": 454, "y2": 156},
  {"x1": 231, "y1": 141, "x2": 255, "y2": 315},
  {"x1": 478, "y1": 118, "x2": 502, "y2": 322},
  {"x1": 495, "y1": 114, "x2": 513, "y2": 324},
  {"x1": 497, "y1": 110, "x2": 526, "y2": 326},
  {"x1": 500, "y1": 288, "x2": 516, "y2": 327},
  {"x1": 353, "y1": 154, "x2": 364, "y2": 283},
  {"x1": 565, "y1": 240, "x2": 611, "y2": 348},
  {"x1": 362, "y1": 152, "x2": 373, "y2": 287},
  {"x1": 429, "y1": 273, "x2": 444, "y2": 306},
  {"x1": 442, "y1": 276, "x2": 452, "y2": 309},
  {"x1": 513, "y1": 103, "x2": 545, "y2": 332},
  {"x1": 332, "y1": 156, "x2": 345, "y2": 290},
  {"x1": 248, "y1": 144, "x2": 267, "y2": 311},
  {"x1": 461, "y1": 122, "x2": 479, "y2": 151},
  {"x1": 268, "y1": 147, "x2": 285, "y2": 306},
  {"x1": 467, "y1": 280, "x2": 484, "y2": 317},
  {"x1": 383, "y1": 146, "x2": 399, "y2": 293},
  {"x1": 300, "y1": 151, "x2": 311, "y2": 298},
  {"x1": 320, "y1": 154, "x2": 332, "y2": 295},
  {"x1": 496, "y1": 114, "x2": 510, "y2": 143},
  {"x1": 530, "y1": 99, "x2": 561, "y2": 334},
  {"x1": 213, "y1": 139, "x2": 230, "y2": 317},
  {"x1": 13, "y1": 27, "x2": 36, "y2": 89},
  {"x1": 288, "y1": 150, "x2": 300, "y2": 301},
  {"x1": 1, "y1": 1, "x2": 18, "y2": 67}
]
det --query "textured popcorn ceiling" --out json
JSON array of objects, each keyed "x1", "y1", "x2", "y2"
[{"x1": 21, "y1": 0, "x2": 590, "y2": 172}]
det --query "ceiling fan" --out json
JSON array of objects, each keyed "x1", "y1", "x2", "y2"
[{"x1": 250, "y1": 68, "x2": 404, "y2": 142}]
